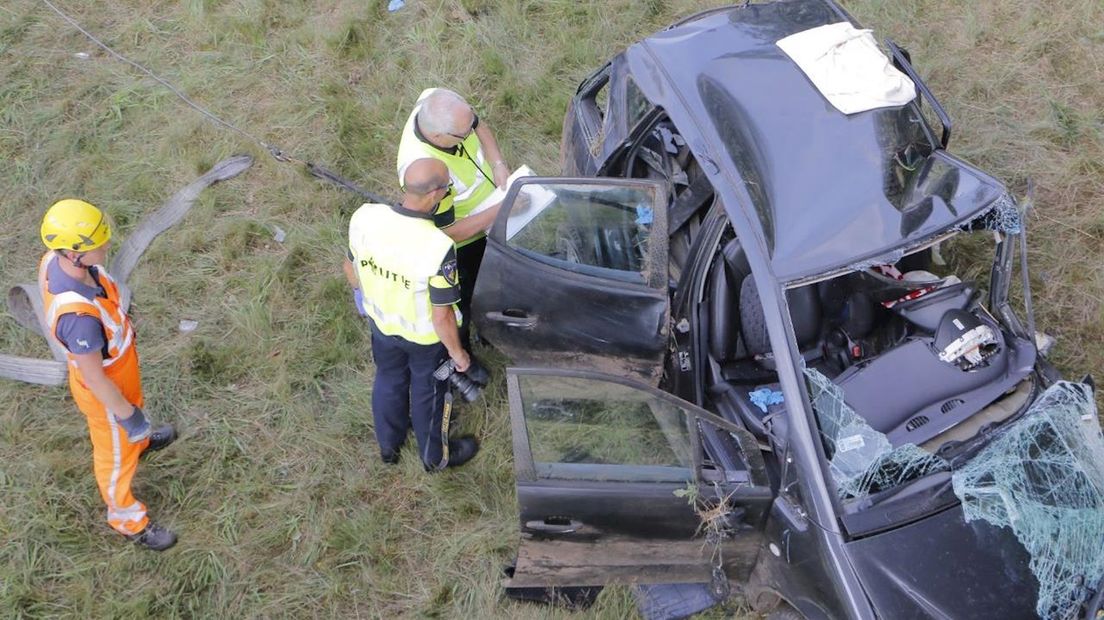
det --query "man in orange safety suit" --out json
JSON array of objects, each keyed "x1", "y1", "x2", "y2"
[{"x1": 38, "y1": 198, "x2": 178, "y2": 551}]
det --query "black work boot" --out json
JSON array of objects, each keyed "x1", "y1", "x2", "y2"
[
  {"x1": 145, "y1": 424, "x2": 177, "y2": 453},
  {"x1": 127, "y1": 522, "x2": 177, "y2": 551},
  {"x1": 444, "y1": 436, "x2": 480, "y2": 469}
]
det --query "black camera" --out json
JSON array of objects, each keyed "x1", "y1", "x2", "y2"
[{"x1": 434, "y1": 357, "x2": 490, "y2": 403}]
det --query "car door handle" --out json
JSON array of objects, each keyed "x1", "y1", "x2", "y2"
[
  {"x1": 524, "y1": 519, "x2": 583, "y2": 534},
  {"x1": 485, "y1": 310, "x2": 538, "y2": 329}
]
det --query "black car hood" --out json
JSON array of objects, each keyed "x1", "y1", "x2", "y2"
[{"x1": 846, "y1": 503, "x2": 1039, "y2": 619}]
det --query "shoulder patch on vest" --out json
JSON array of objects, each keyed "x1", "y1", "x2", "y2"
[{"x1": 441, "y1": 259, "x2": 458, "y2": 286}]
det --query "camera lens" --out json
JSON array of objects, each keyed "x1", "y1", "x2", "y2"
[
  {"x1": 449, "y1": 372, "x2": 482, "y2": 403},
  {"x1": 465, "y1": 360, "x2": 490, "y2": 387}
]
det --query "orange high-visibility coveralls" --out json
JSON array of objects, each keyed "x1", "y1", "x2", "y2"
[{"x1": 38, "y1": 252, "x2": 150, "y2": 536}]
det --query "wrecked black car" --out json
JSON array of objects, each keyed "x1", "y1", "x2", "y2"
[{"x1": 472, "y1": 1, "x2": 1104, "y2": 618}]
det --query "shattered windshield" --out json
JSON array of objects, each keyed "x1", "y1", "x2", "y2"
[
  {"x1": 806, "y1": 369, "x2": 1104, "y2": 618},
  {"x1": 805, "y1": 368, "x2": 948, "y2": 500},
  {"x1": 972, "y1": 192, "x2": 1022, "y2": 234},
  {"x1": 953, "y1": 382, "x2": 1104, "y2": 620}
]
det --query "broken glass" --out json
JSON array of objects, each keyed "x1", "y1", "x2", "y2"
[
  {"x1": 846, "y1": 248, "x2": 906, "y2": 273},
  {"x1": 952, "y1": 381, "x2": 1104, "y2": 620},
  {"x1": 970, "y1": 192, "x2": 1023, "y2": 234},
  {"x1": 804, "y1": 368, "x2": 948, "y2": 500}
]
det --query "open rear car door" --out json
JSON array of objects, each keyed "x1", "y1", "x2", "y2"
[{"x1": 503, "y1": 368, "x2": 773, "y2": 593}]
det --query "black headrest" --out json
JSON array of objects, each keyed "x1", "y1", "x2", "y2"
[
  {"x1": 840, "y1": 292, "x2": 876, "y2": 339},
  {"x1": 818, "y1": 278, "x2": 876, "y2": 339}
]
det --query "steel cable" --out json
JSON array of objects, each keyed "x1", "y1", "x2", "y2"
[{"x1": 38, "y1": 0, "x2": 395, "y2": 204}]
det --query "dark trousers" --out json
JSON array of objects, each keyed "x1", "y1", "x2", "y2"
[
  {"x1": 456, "y1": 236, "x2": 486, "y2": 349},
  {"x1": 370, "y1": 325, "x2": 449, "y2": 468}
]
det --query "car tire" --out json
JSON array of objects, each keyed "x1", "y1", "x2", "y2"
[{"x1": 766, "y1": 603, "x2": 804, "y2": 620}]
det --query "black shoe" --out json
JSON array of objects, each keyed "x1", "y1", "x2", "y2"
[
  {"x1": 145, "y1": 424, "x2": 176, "y2": 453},
  {"x1": 126, "y1": 522, "x2": 177, "y2": 551},
  {"x1": 445, "y1": 436, "x2": 479, "y2": 469},
  {"x1": 381, "y1": 447, "x2": 401, "y2": 465}
]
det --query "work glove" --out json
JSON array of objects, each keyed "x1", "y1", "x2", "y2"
[
  {"x1": 115, "y1": 406, "x2": 152, "y2": 443},
  {"x1": 353, "y1": 289, "x2": 368, "y2": 317}
]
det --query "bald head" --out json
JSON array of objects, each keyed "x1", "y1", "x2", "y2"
[
  {"x1": 417, "y1": 89, "x2": 474, "y2": 137},
  {"x1": 403, "y1": 158, "x2": 450, "y2": 197}
]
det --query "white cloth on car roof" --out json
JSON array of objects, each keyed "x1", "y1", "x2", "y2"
[{"x1": 776, "y1": 21, "x2": 917, "y2": 115}]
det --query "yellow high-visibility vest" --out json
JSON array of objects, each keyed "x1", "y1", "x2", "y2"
[
  {"x1": 397, "y1": 88, "x2": 497, "y2": 248},
  {"x1": 349, "y1": 203, "x2": 461, "y2": 345}
]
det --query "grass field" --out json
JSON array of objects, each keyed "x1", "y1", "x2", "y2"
[{"x1": 1, "y1": 0, "x2": 1101, "y2": 617}]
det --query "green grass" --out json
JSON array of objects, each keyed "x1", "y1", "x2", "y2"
[
  {"x1": 1, "y1": 0, "x2": 1102, "y2": 617},
  {"x1": 842, "y1": 0, "x2": 1104, "y2": 381}
]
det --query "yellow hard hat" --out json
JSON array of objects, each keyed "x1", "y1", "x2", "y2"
[{"x1": 40, "y1": 199, "x2": 112, "y2": 251}]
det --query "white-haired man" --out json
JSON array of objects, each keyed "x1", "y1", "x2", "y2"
[{"x1": 396, "y1": 88, "x2": 510, "y2": 347}]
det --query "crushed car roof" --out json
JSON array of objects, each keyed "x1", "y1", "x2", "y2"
[{"x1": 625, "y1": 0, "x2": 1008, "y2": 281}]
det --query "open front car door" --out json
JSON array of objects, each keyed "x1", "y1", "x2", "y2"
[
  {"x1": 473, "y1": 178, "x2": 669, "y2": 383},
  {"x1": 503, "y1": 368, "x2": 773, "y2": 594}
]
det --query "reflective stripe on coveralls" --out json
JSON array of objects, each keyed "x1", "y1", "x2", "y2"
[
  {"x1": 38, "y1": 253, "x2": 135, "y2": 367},
  {"x1": 105, "y1": 411, "x2": 146, "y2": 526},
  {"x1": 349, "y1": 204, "x2": 461, "y2": 345},
  {"x1": 396, "y1": 88, "x2": 497, "y2": 248},
  {"x1": 38, "y1": 251, "x2": 149, "y2": 535}
]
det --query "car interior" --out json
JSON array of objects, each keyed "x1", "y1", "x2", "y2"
[
  {"x1": 617, "y1": 117, "x2": 772, "y2": 476},
  {"x1": 620, "y1": 116, "x2": 1038, "y2": 495},
  {"x1": 699, "y1": 231, "x2": 1038, "y2": 484}
]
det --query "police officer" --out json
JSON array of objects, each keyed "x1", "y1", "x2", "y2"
[
  {"x1": 38, "y1": 199, "x2": 178, "y2": 551},
  {"x1": 396, "y1": 88, "x2": 510, "y2": 346},
  {"x1": 344, "y1": 158, "x2": 480, "y2": 469}
]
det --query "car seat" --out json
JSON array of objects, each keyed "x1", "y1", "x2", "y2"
[
  {"x1": 738, "y1": 275, "x2": 822, "y2": 361},
  {"x1": 708, "y1": 238, "x2": 751, "y2": 363},
  {"x1": 704, "y1": 239, "x2": 802, "y2": 444}
]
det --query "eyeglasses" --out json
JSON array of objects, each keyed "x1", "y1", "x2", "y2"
[
  {"x1": 400, "y1": 181, "x2": 453, "y2": 196},
  {"x1": 446, "y1": 118, "x2": 475, "y2": 141}
]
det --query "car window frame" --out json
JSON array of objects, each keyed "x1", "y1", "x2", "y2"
[
  {"x1": 489, "y1": 176, "x2": 670, "y2": 290},
  {"x1": 623, "y1": 76, "x2": 657, "y2": 135},
  {"x1": 573, "y1": 62, "x2": 612, "y2": 156},
  {"x1": 507, "y1": 366, "x2": 770, "y2": 488}
]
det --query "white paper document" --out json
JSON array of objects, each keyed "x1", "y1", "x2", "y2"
[
  {"x1": 467, "y1": 165, "x2": 556, "y2": 240},
  {"x1": 469, "y1": 165, "x2": 536, "y2": 215}
]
